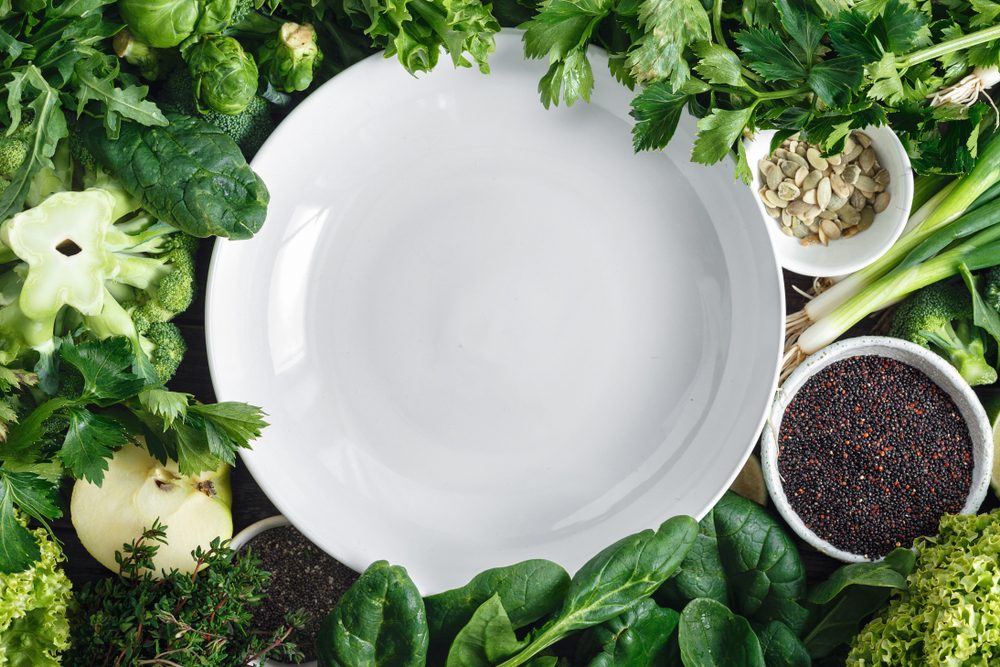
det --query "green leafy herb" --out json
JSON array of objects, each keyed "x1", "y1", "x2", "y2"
[
  {"x1": 576, "y1": 598, "x2": 679, "y2": 666},
  {"x1": 678, "y1": 598, "x2": 765, "y2": 667},
  {"x1": 445, "y1": 594, "x2": 525, "y2": 666},
  {"x1": 69, "y1": 522, "x2": 307, "y2": 666}
]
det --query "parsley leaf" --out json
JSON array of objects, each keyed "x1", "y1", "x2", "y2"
[
  {"x1": 138, "y1": 388, "x2": 191, "y2": 429},
  {"x1": 630, "y1": 81, "x2": 687, "y2": 151},
  {"x1": 60, "y1": 407, "x2": 129, "y2": 484},
  {"x1": 808, "y1": 55, "x2": 864, "y2": 106},
  {"x1": 776, "y1": 0, "x2": 823, "y2": 63},
  {"x1": 521, "y1": 0, "x2": 611, "y2": 106},
  {"x1": 60, "y1": 338, "x2": 147, "y2": 406},
  {"x1": 970, "y1": 0, "x2": 1000, "y2": 28},
  {"x1": 626, "y1": 0, "x2": 710, "y2": 87},
  {"x1": 0, "y1": 469, "x2": 60, "y2": 572},
  {"x1": 692, "y1": 42, "x2": 746, "y2": 87},
  {"x1": 188, "y1": 402, "x2": 268, "y2": 448},
  {"x1": 827, "y1": 11, "x2": 884, "y2": 62},
  {"x1": 692, "y1": 106, "x2": 755, "y2": 165},
  {"x1": 735, "y1": 28, "x2": 808, "y2": 81}
]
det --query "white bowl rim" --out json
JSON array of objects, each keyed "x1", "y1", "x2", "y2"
[
  {"x1": 744, "y1": 127, "x2": 914, "y2": 278},
  {"x1": 760, "y1": 336, "x2": 993, "y2": 562}
]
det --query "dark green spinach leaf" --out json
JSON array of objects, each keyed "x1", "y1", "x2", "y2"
[
  {"x1": 446, "y1": 594, "x2": 526, "y2": 667},
  {"x1": 577, "y1": 598, "x2": 679, "y2": 667},
  {"x1": 756, "y1": 620, "x2": 810, "y2": 667},
  {"x1": 802, "y1": 549, "x2": 914, "y2": 659},
  {"x1": 83, "y1": 113, "x2": 268, "y2": 239},
  {"x1": 426, "y1": 559, "x2": 569, "y2": 659},
  {"x1": 316, "y1": 560, "x2": 429, "y2": 667},
  {"x1": 678, "y1": 598, "x2": 765, "y2": 667}
]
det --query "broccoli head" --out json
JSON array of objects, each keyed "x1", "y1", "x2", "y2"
[{"x1": 889, "y1": 280, "x2": 998, "y2": 386}]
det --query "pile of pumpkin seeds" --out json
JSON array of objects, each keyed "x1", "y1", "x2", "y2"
[{"x1": 758, "y1": 131, "x2": 891, "y2": 246}]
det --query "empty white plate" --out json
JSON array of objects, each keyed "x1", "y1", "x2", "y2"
[{"x1": 206, "y1": 32, "x2": 784, "y2": 593}]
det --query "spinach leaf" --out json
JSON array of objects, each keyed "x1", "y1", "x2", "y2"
[
  {"x1": 82, "y1": 113, "x2": 268, "y2": 239},
  {"x1": 710, "y1": 493, "x2": 808, "y2": 632},
  {"x1": 656, "y1": 511, "x2": 727, "y2": 608},
  {"x1": 426, "y1": 559, "x2": 569, "y2": 659},
  {"x1": 678, "y1": 598, "x2": 765, "y2": 667},
  {"x1": 756, "y1": 620, "x2": 810, "y2": 667},
  {"x1": 316, "y1": 560, "x2": 429, "y2": 667},
  {"x1": 807, "y1": 548, "x2": 912, "y2": 604},
  {"x1": 577, "y1": 598, "x2": 679, "y2": 667},
  {"x1": 496, "y1": 515, "x2": 698, "y2": 666},
  {"x1": 446, "y1": 594, "x2": 526, "y2": 667},
  {"x1": 802, "y1": 548, "x2": 914, "y2": 659}
]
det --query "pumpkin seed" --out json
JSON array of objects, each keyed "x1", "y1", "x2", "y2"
[
  {"x1": 838, "y1": 205, "x2": 860, "y2": 226},
  {"x1": 781, "y1": 209, "x2": 794, "y2": 226},
  {"x1": 841, "y1": 164, "x2": 860, "y2": 184},
  {"x1": 801, "y1": 234, "x2": 820, "y2": 246},
  {"x1": 818, "y1": 226, "x2": 828, "y2": 245},
  {"x1": 874, "y1": 191, "x2": 891, "y2": 213},
  {"x1": 821, "y1": 219, "x2": 842, "y2": 240},
  {"x1": 830, "y1": 173, "x2": 852, "y2": 198},
  {"x1": 850, "y1": 189, "x2": 867, "y2": 210},
  {"x1": 817, "y1": 177, "x2": 832, "y2": 210},
  {"x1": 856, "y1": 174, "x2": 877, "y2": 193},
  {"x1": 780, "y1": 224, "x2": 794, "y2": 236},
  {"x1": 786, "y1": 199, "x2": 811, "y2": 217},
  {"x1": 778, "y1": 181, "x2": 801, "y2": 200},
  {"x1": 766, "y1": 166, "x2": 783, "y2": 190},
  {"x1": 853, "y1": 131, "x2": 872, "y2": 148},
  {"x1": 826, "y1": 154, "x2": 842, "y2": 166},
  {"x1": 802, "y1": 169, "x2": 824, "y2": 190},
  {"x1": 843, "y1": 225, "x2": 859, "y2": 238},
  {"x1": 874, "y1": 168, "x2": 890, "y2": 186},
  {"x1": 828, "y1": 193, "x2": 847, "y2": 211},
  {"x1": 807, "y1": 147, "x2": 828, "y2": 170},
  {"x1": 786, "y1": 152, "x2": 809, "y2": 169},
  {"x1": 780, "y1": 159, "x2": 800, "y2": 177},
  {"x1": 764, "y1": 190, "x2": 787, "y2": 208},
  {"x1": 803, "y1": 189, "x2": 817, "y2": 205},
  {"x1": 794, "y1": 166, "x2": 808, "y2": 187},
  {"x1": 859, "y1": 147, "x2": 876, "y2": 173}
]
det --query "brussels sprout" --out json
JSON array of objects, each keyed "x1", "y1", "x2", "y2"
[
  {"x1": 196, "y1": 0, "x2": 237, "y2": 34},
  {"x1": 113, "y1": 30, "x2": 162, "y2": 80},
  {"x1": 117, "y1": 0, "x2": 200, "y2": 48},
  {"x1": 257, "y1": 22, "x2": 322, "y2": 93},
  {"x1": 185, "y1": 36, "x2": 259, "y2": 115}
]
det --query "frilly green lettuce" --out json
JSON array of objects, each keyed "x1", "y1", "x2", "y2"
[
  {"x1": 848, "y1": 511, "x2": 1000, "y2": 666},
  {"x1": 0, "y1": 526, "x2": 71, "y2": 667}
]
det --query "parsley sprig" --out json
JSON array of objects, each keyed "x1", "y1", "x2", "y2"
[{"x1": 518, "y1": 0, "x2": 1000, "y2": 178}]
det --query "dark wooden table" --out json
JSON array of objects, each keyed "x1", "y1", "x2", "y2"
[{"x1": 55, "y1": 245, "x2": 842, "y2": 587}]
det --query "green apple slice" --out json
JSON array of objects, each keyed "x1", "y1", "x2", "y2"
[{"x1": 71, "y1": 443, "x2": 233, "y2": 576}]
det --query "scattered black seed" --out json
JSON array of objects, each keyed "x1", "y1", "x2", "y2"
[
  {"x1": 241, "y1": 525, "x2": 359, "y2": 662},
  {"x1": 778, "y1": 354, "x2": 973, "y2": 559}
]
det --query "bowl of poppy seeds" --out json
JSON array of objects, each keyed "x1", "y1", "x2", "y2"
[
  {"x1": 231, "y1": 516, "x2": 360, "y2": 665},
  {"x1": 761, "y1": 336, "x2": 993, "y2": 562}
]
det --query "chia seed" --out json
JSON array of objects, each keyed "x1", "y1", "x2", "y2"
[
  {"x1": 778, "y1": 354, "x2": 973, "y2": 558},
  {"x1": 241, "y1": 525, "x2": 359, "y2": 662}
]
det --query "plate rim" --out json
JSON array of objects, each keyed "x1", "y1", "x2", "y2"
[{"x1": 205, "y1": 30, "x2": 786, "y2": 589}]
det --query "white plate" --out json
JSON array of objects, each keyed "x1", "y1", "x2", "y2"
[{"x1": 206, "y1": 32, "x2": 784, "y2": 593}]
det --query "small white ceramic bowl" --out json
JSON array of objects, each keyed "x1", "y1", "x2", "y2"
[
  {"x1": 760, "y1": 336, "x2": 992, "y2": 562},
  {"x1": 744, "y1": 127, "x2": 914, "y2": 278},
  {"x1": 232, "y1": 516, "x2": 318, "y2": 667}
]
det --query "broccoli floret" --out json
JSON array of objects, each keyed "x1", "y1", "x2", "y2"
[
  {"x1": 159, "y1": 71, "x2": 274, "y2": 157},
  {"x1": 140, "y1": 321, "x2": 187, "y2": 383},
  {"x1": 0, "y1": 136, "x2": 28, "y2": 178},
  {"x1": 889, "y1": 280, "x2": 997, "y2": 386},
  {"x1": 983, "y1": 267, "x2": 1000, "y2": 314}
]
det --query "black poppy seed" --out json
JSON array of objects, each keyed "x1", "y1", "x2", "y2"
[
  {"x1": 777, "y1": 354, "x2": 973, "y2": 559},
  {"x1": 240, "y1": 525, "x2": 360, "y2": 662}
]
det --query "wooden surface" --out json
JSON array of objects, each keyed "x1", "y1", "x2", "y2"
[{"x1": 56, "y1": 243, "x2": 842, "y2": 587}]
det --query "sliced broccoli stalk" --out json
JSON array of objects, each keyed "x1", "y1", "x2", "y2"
[{"x1": 890, "y1": 281, "x2": 998, "y2": 386}]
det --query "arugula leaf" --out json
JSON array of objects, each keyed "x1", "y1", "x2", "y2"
[
  {"x1": 775, "y1": 0, "x2": 823, "y2": 63},
  {"x1": 807, "y1": 55, "x2": 864, "y2": 106},
  {"x1": 72, "y1": 53, "x2": 167, "y2": 139},
  {"x1": 692, "y1": 42, "x2": 745, "y2": 87},
  {"x1": 0, "y1": 66, "x2": 68, "y2": 221},
  {"x1": 626, "y1": 0, "x2": 709, "y2": 87},
  {"x1": 60, "y1": 407, "x2": 128, "y2": 484},
  {"x1": 735, "y1": 28, "x2": 807, "y2": 81},
  {"x1": 692, "y1": 107, "x2": 755, "y2": 165},
  {"x1": 60, "y1": 338, "x2": 147, "y2": 406},
  {"x1": 630, "y1": 81, "x2": 687, "y2": 151}
]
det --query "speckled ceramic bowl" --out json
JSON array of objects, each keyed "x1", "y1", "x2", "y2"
[
  {"x1": 232, "y1": 516, "x2": 317, "y2": 667},
  {"x1": 760, "y1": 336, "x2": 992, "y2": 562}
]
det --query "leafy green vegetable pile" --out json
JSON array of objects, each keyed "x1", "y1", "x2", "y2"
[
  {"x1": 0, "y1": 524, "x2": 70, "y2": 667},
  {"x1": 69, "y1": 521, "x2": 308, "y2": 665},
  {"x1": 848, "y1": 510, "x2": 1000, "y2": 666},
  {"x1": 314, "y1": 493, "x2": 920, "y2": 667}
]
